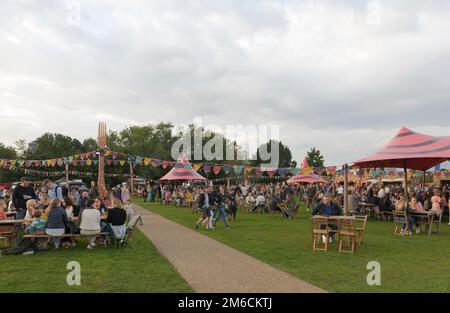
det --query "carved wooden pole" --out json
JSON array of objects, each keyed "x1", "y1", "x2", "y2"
[{"x1": 97, "y1": 122, "x2": 107, "y2": 198}]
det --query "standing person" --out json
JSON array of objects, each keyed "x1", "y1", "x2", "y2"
[
  {"x1": 70, "y1": 188, "x2": 80, "y2": 206},
  {"x1": 113, "y1": 185, "x2": 122, "y2": 202},
  {"x1": 89, "y1": 181, "x2": 99, "y2": 199},
  {"x1": 45, "y1": 199, "x2": 69, "y2": 250},
  {"x1": 213, "y1": 186, "x2": 230, "y2": 228},
  {"x1": 12, "y1": 177, "x2": 37, "y2": 219},
  {"x1": 42, "y1": 179, "x2": 63, "y2": 201},
  {"x1": 121, "y1": 183, "x2": 130, "y2": 204},
  {"x1": 79, "y1": 199, "x2": 102, "y2": 249},
  {"x1": 195, "y1": 185, "x2": 214, "y2": 230}
]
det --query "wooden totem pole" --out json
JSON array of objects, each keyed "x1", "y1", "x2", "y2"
[{"x1": 97, "y1": 122, "x2": 107, "y2": 198}]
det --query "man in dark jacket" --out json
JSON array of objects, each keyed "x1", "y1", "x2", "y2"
[
  {"x1": 195, "y1": 185, "x2": 215, "y2": 230},
  {"x1": 312, "y1": 194, "x2": 342, "y2": 243},
  {"x1": 12, "y1": 177, "x2": 37, "y2": 219},
  {"x1": 312, "y1": 194, "x2": 342, "y2": 216}
]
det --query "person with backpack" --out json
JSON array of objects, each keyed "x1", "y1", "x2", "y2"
[{"x1": 42, "y1": 179, "x2": 63, "y2": 201}]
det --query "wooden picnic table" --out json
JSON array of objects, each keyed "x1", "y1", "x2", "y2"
[{"x1": 409, "y1": 211, "x2": 439, "y2": 236}]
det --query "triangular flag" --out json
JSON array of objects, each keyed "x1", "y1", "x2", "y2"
[
  {"x1": 162, "y1": 160, "x2": 169, "y2": 169},
  {"x1": 213, "y1": 166, "x2": 222, "y2": 175},
  {"x1": 245, "y1": 166, "x2": 253, "y2": 174},
  {"x1": 144, "y1": 158, "x2": 152, "y2": 166},
  {"x1": 233, "y1": 165, "x2": 244, "y2": 175},
  {"x1": 202, "y1": 164, "x2": 212, "y2": 174},
  {"x1": 223, "y1": 165, "x2": 232, "y2": 174},
  {"x1": 194, "y1": 163, "x2": 203, "y2": 172},
  {"x1": 106, "y1": 160, "x2": 112, "y2": 166},
  {"x1": 119, "y1": 160, "x2": 126, "y2": 166},
  {"x1": 86, "y1": 159, "x2": 93, "y2": 166}
]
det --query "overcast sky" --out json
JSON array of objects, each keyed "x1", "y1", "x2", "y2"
[{"x1": 1, "y1": 0, "x2": 450, "y2": 166}]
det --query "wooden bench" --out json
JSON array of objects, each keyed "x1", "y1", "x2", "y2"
[{"x1": 23, "y1": 232, "x2": 110, "y2": 239}]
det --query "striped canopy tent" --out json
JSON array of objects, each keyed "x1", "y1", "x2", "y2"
[
  {"x1": 158, "y1": 155, "x2": 206, "y2": 181},
  {"x1": 287, "y1": 173, "x2": 325, "y2": 184},
  {"x1": 352, "y1": 127, "x2": 450, "y2": 202},
  {"x1": 352, "y1": 127, "x2": 450, "y2": 171}
]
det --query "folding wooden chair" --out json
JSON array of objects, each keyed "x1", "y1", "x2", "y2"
[
  {"x1": 427, "y1": 212, "x2": 443, "y2": 235},
  {"x1": 312, "y1": 217, "x2": 330, "y2": 252},
  {"x1": 339, "y1": 218, "x2": 356, "y2": 253},
  {"x1": 354, "y1": 215, "x2": 368, "y2": 245},
  {"x1": 393, "y1": 211, "x2": 409, "y2": 236}
]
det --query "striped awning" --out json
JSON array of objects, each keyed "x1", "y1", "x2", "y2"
[
  {"x1": 287, "y1": 173, "x2": 324, "y2": 184},
  {"x1": 353, "y1": 127, "x2": 450, "y2": 171},
  {"x1": 158, "y1": 155, "x2": 206, "y2": 181}
]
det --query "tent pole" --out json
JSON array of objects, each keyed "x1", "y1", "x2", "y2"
[
  {"x1": 344, "y1": 164, "x2": 349, "y2": 215},
  {"x1": 422, "y1": 170, "x2": 426, "y2": 191},
  {"x1": 404, "y1": 165, "x2": 408, "y2": 202}
]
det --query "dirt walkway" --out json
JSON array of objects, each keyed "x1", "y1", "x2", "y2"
[{"x1": 134, "y1": 204, "x2": 325, "y2": 293}]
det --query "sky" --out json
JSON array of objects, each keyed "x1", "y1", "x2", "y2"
[{"x1": 1, "y1": 0, "x2": 450, "y2": 167}]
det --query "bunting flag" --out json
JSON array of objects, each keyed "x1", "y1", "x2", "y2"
[
  {"x1": 233, "y1": 165, "x2": 244, "y2": 176},
  {"x1": 277, "y1": 168, "x2": 288, "y2": 176},
  {"x1": 162, "y1": 160, "x2": 169, "y2": 169},
  {"x1": 144, "y1": 158, "x2": 152, "y2": 166},
  {"x1": 291, "y1": 168, "x2": 301, "y2": 175},
  {"x1": 193, "y1": 163, "x2": 203, "y2": 172},
  {"x1": 223, "y1": 165, "x2": 232, "y2": 174},
  {"x1": 267, "y1": 170, "x2": 276, "y2": 177},
  {"x1": 326, "y1": 166, "x2": 337, "y2": 176},
  {"x1": 213, "y1": 166, "x2": 222, "y2": 175},
  {"x1": 151, "y1": 159, "x2": 161, "y2": 167},
  {"x1": 255, "y1": 169, "x2": 263, "y2": 177},
  {"x1": 245, "y1": 166, "x2": 253, "y2": 174},
  {"x1": 119, "y1": 160, "x2": 126, "y2": 166},
  {"x1": 86, "y1": 159, "x2": 93, "y2": 166},
  {"x1": 202, "y1": 164, "x2": 212, "y2": 174}
]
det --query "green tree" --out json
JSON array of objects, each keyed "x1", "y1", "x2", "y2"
[
  {"x1": 0, "y1": 142, "x2": 19, "y2": 182},
  {"x1": 306, "y1": 147, "x2": 325, "y2": 168},
  {"x1": 254, "y1": 140, "x2": 294, "y2": 168},
  {"x1": 29, "y1": 133, "x2": 84, "y2": 159},
  {"x1": 82, "y1": 138, "x2": 98, "y2": 151}
]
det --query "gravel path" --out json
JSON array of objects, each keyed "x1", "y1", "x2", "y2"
[{"x1": 134, "y1": 204, "x2": 326, "y2": 293}]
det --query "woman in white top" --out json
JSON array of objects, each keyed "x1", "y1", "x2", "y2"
[{"x1": 80, "y1": 198, "x2": 101, "y2": 249}]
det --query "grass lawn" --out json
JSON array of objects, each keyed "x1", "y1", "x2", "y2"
[
  {"x1": 0, "y1": 229, "x2": 192, "y2": 293},
  {"x1": 134, "y1": 198, "x2": 450, "y2": 293}
]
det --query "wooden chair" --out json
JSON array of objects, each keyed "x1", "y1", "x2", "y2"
[
  {"x1": 0, "y1": 225, "x2": 15, "y2": 248},
  {"x1": 393, "y1": 211, "x2": 409, "y2": 236},
  {"x1": 427, "y1": 212, "x2": 443, "y2": 235},
  {"x1": 338, "y1": 218, "x2": 356, "y2": 253},
  {"x1": 312, "y1": 217, "x2": 330, "y2": 252},
  {"x1": 354, "y1": 215, "x2": 368, "y2": 245}
]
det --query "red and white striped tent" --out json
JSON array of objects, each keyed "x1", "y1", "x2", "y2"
[
  {"x1": 353, "y1": 127, "x2": 450, "y2": 171},
  {"x1": 158, "y1": 155, "x2": 206, "y2": 181}
]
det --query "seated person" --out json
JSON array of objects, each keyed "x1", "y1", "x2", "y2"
[
  {"x1": 106, "y1": 198, "x2": 127, "y2": 242},
  {"x1": 25, "y1": 210, "x2": 47, "y2": 234},
  {"x1": 79, "y1": 199, "x2": 102, "y2": 250},
  {"x1": 45, "y1": 199, "x2": 69, "y2": 250},
  {"x1": 0, "y1": 199, "x2": 11, "y2": 234},
  {"x1": 252, "y1": 193, "x2": 266, "y2": 212},
  {"x1": 312, "y1": 194, "x2": 342, "y2": 243}
]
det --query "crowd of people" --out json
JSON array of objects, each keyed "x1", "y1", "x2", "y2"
[
  {"x1": 137, "y1": 179, "x2": 450, "y2": 235},
  {"x1": 0, "y1": 177, "x2": 139, "y2": 254}
]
